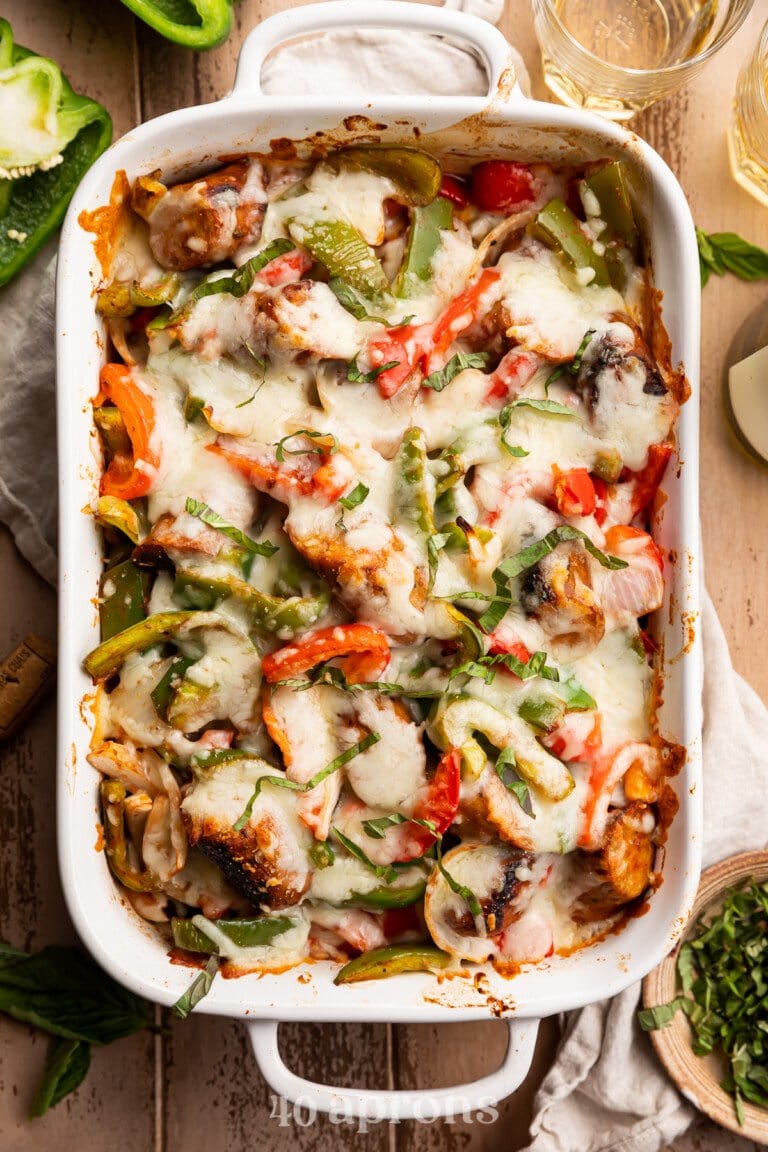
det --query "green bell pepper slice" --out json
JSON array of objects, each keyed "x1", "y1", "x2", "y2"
[
  {"x1": 173, "y1": 569, "x2": 329, "y2": 637},
  {"x1": 95, "y1": 495, "x2": 142, "y2": 544},
  {"x1": 96, "y1": 273, "x2": 181, "y2": 318},
  {"x1": 0, "y1": 19, "x2": 112, "y2": 287},
  {"x1": 171, "y1": 915, "x2": 293, "y2": 954},
  {"x1": 342, "y1": 878, "x2": 426, "y2": 911},
  {"x1": 84, "y1": 610, "x2": 199, "y2": 681},
  {"x1": 119, "y1": 0, "x2": 233, "y2": 50},
  {"x1": 99, "y1": 560, "x2": 147, "y2": 642},
  {"x1": 287, "y1": 216, "x2": 390, "y2": 302},
  {"x1": 326, "y1": 146, "x2": 442, "y2": 207},
  {"x1": 430, "y1": 695, "x2": 574, "y2": 801},
  {"x1": 535, "y1": 198, "x2": 609, "y2": 288},
  {"x1": 583, "y1": 161, "x2": 639, "y2": 257},
  {"x1": 394, "y1": 427, "x2": 435, "y2": 538},
  {"x1": 100, "y1": 780, "x2": 155, "y2": 892},
  {"x1": 93, "y1": 406, "x2": 131, "y2": 461},
  {"x1": 334, "y1": 944, "x2": 451, "y2": 985},
  {"x1": 396, "y1": 196, "x2": 453, "y2": 298}
]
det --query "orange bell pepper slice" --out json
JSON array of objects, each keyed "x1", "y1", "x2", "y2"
[
  {"x1": 603, "y1": 524, "x2": 663, "y2": 571},
  {"x1": 97, "y1": 364, "x2": 159, "y2": 499},
  {"x1": 262, "y1": 624, "x2": 391, "y2": 685},
  {"x1": 208, "y1": 442, "x2": 348, "y2": 504},
  {"x1": 393, "y1": 747, "x2": 461, "y2": 863}
]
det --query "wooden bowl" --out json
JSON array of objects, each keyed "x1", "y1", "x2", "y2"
[{"x1": 642, "y1": 850, "x2": 768, "y2": 1141}]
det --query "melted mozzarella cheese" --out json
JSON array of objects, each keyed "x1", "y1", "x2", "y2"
[{"x1": 492, "y1": 246, "x2": 624, "y2": 359}]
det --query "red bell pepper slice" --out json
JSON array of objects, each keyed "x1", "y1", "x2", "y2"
[
  {"x1": 625, "y1": 442, "x2": 672, "y2": 515},
  {"x1": 262, "y1": 624, "x2": 391, "y2": 685},
  {"x1": 257, "y1": 247, "x2": 313, "y2": 288},
  {"x1": 369, "y1": 268, "x2": 500, "y2": 399},
  {"x1": 439, "y1": 175, "x2": 470, "y2": 208},
  {"x1": 98, "y1": 364, "x2": 159, "y2": 500},
  {"x1": 395, "y1": 748, "x2": 461, "y2": 862},
  {"x1": 469, "y1": 161, "x2": 537, "y2": 214},
  {"x1": 553, "y1": 468, "x2": 597, "y2": 517}
]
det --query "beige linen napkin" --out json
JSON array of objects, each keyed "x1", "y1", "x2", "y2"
[
  {"x1": 1, "y1": 8, "x2": 764, "y2": 1150},
  {"x1": 525, "y1": 599, "x2": 768, "y2": 1152}
]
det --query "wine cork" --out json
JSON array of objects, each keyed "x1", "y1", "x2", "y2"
[{"x1": 0, "y1": 634, "x2": 56, "y2": 743}]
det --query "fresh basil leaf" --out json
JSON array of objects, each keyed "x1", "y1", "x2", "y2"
[
  {"x1": 0, "y1": 945, "x2": 151, "y2": 1044},
  {"x1": 274, "y1": 429, "x2": 339, "y2": 462},
  {"x1": 696, "y1": 228, "x2": 768, "y2": 287},
  {"x1": 30, "y1": 1036, "x2": 91, "y2": 1118},
  {"x1": 347, "y1": 359, "x2": 400, "y2": 383},
  {"x1": 184, "y1": 498, "x2": 278, "y2": 556},
  {"x1": 495, "y1": 525, "x2": 627, "y2": 583},
  {"x1": 233, "y1": 733, "x2": 381, "y2": 832},
  {"x1": 338, "y1": 481, "x2": 369, "y2": 511},
  {"x1": 171, "y1": 954, "x2": 219, "y2": 1020},
  {"x1": 332, "y1": 828, "x2": 398, "y2": 885},
  {"x1": 423, "y1": 351, "x2": 489, "y2": 393}
]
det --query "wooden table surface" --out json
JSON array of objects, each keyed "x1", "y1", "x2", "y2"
[{"x1": 1, "y1": 1, "x2": 766, "y2": 1149}]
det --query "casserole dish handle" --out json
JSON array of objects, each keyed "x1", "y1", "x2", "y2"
[
  {"x1": 247, "y1": 1016, "x2": 539, "y2": 1120},
  {"x1": 233, "y1": 0, "x2": 523, "y2": 101}
]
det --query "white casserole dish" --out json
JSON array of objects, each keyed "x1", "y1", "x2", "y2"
[{"x1": 56, "y1": 0, "x2": 703, "y2": 1121}]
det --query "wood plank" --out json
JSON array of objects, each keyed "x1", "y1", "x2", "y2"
[
  {"x1": 0, "y1": 5, "x2": 149, "y2": 1146},
  {"x1": 0, "y1": 526, "x2": 157, "y2": 1150},
  {"x1": 164, "y1": 1017, "x2": 391, "y2": 1151}
]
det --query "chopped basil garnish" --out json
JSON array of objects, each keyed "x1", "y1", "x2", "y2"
[
  {"x1": 435, "y1": 838, "x2": 482, "y2": 919},
  {"x1": 184, "y1": 239, "x2": 295, "y2": 310},
  {"x1": 497, "y1": 404, "x2": 530, "y2": 457},
  {"x1": 423, "y1": 351, "x2": 489, "y2": 393},
  {"x1": 184, "y1": 498, "x2": 278, "y2": 556},
  {"x1": 639, "y1": 879, "x2": 768, "y2": 1125},
  {"x1": 274, "y1": 429, "x2": 339, "y2": 462},
  {"x1": 171, "y1": 954, "x2": 219, "y2": 1020},
  {"x1": 495, "y1": 749, "x2": 535, "y2": 817},
  {"x1": 494, "y1": 525, "x2": 628, "y2": 583},
  {"x1": 450, "y1": 648, "x2": 560, "y2": 686},
  {"x1": 332, "y1": 828, "x2": 398, "y2": 885},
  {"x1": 338, "y1": 481, "x2": 370, "y2": 511},
  {"x1": 347, "y1": 360, "x2": 400, "y2": 383},
  {"x1": 427, "y1": 531, "x2": 450, "y2": 592},
  {"x1": 275, "y1": 665, "x2": 443, "y2": 699},
  {"x1": 544, "y1": 328, "x2": 596, "y2": 393},
  {"x1": 502, "y1": 397, "x2": 576, "y2": 418},
  {"x1": 362, "y1": 812, "x2": 409, "y2": 840},
  {"x1": 232, "y1": 733, "x2": 380, "y2": 832},
  {"x1": 329, "y1": 279, "x2": 413, "y2": 326},
  {"x1": 571, "y1": 328, "x2": 597, "y2": 374}
]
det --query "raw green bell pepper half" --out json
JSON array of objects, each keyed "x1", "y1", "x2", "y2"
[
  {"x1": 0, "y1": 18, "x2": 112, "y2": 287},
  {"x1": 119, "y1": 0, "x2": 233, "y2": 51}
]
